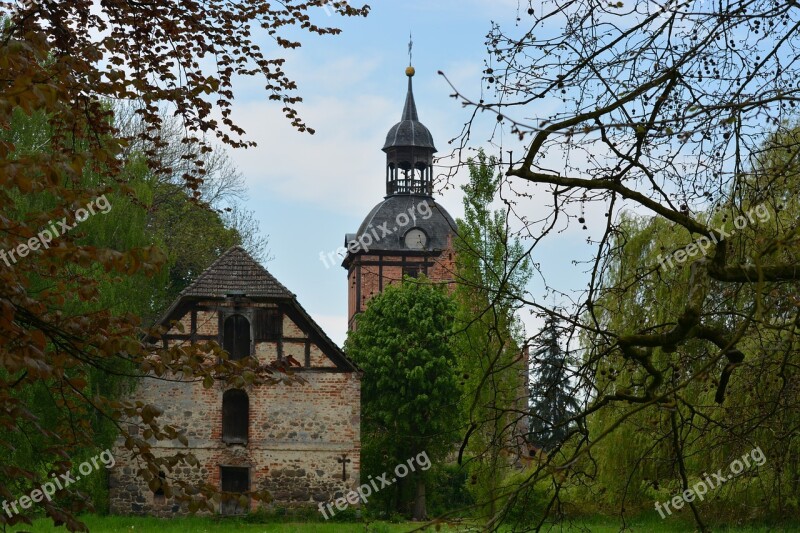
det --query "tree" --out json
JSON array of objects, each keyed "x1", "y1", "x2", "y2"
[
  {"x1": 114, "y1": 102, "x2": 271, "y2": 265},
  {"x1": 528, "y1": 315, "x2": 578, "y2": 452},
  {"x1": 581, "y1": 205, "x2": 799, "y2": 523},
  {"x1": 0, "y1": 2, "x2": 367, "y2": 529},
  {"x1": 345, "y1": 277, "x2": 461, "y2": 521},
  {"x1": 451, "y1": 150, "x2": 532, "y2": 518},
  {"x1": 441, "y1": 1, "x2": 800, "y2": 529},
  {"x1": 0, "y1": 103, "x2": 279, "y2": 528}
]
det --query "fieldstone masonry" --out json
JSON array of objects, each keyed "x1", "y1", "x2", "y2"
[{"x1": 109, "y1": 247, "x2": 361, "y2": 516}]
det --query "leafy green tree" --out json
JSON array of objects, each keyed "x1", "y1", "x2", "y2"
[
  {"x1": 345, "y1": 277, "x2": 461, "y2": 521},
  {"x1": 451, "y1": 150, "x2": 532, "y2": 518},
  {"x1": 582, "y1": 190, "x2": 800, "y2": 523},
  {"x1": 446, "y1": 0, "x2": 800, "y2": 527},
  {"x1": 0, "y1": 104, "x2": 273, "y2": 521}
]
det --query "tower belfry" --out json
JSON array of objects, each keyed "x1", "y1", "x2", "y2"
[
  {"x1": 343, "y1": 58, "x2": 456, "y2": 329},
  {"x1": 382, "y1": 60, "x2": 436, "y2": 196}
]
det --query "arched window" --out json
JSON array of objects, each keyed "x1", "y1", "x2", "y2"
[
  {"x1": 223, "y1": 314, "x2": 250, "y2": 360},
  {"x1": 222, "y1": 389, "x2": 249, "y2": 444}
]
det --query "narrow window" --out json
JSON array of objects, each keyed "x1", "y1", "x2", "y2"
[
  {"x1": 222, "y1": 389, "x2": 249, "y2": 444},
  {"x1": 220, "y1": 466, "x2": 250, "y2": 516},
  {"x1": 223, "y1": 314, "x2": 251, "y2": 360},
  {"x1": 153, "y1": 471, "x2": 166, "y2": 503}
]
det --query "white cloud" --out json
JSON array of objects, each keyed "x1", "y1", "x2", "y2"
[{"x1": 230, "y1": 92, "x2": 393, "y2": 213}]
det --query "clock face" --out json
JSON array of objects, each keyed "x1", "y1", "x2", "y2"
[{"x1": 404, "y1": 228, "x2": 427, "y2": 250}]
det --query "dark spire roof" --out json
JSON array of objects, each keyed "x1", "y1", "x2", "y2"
[
  {"x1": 179, "y1": 245, "x2": 293, "y2": 299},
  {"x1": 382, "y1": 70, "x2": 436, "y2": 152},
  {"x1": 401, "y1": 75, "x2": 419, "y2": 121},
  {"x1": 342, "y1": 195, "x2": 456, "y2": 264}
]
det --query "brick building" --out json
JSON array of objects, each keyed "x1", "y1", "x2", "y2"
[
  {"x1": 343, "y1": 66, "x2": 457, "y2": 329},
  {"x1": 109, "y1": 246, "x2": 361, "y2": 516}
]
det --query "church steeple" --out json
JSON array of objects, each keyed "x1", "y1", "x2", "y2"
[
  {"x1": 382, "y1": 64, "x2": 436, "y2": 196},
  {"x1": 343, "y1": 47, "x2": 457, "y2": 329},
  {"x1": 400, "y1": 69, "x2": 420, "y2": 121}
]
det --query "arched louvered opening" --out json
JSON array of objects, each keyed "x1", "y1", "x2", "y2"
[{"x1": 223, "y1": 314, "x2": 250, "y2": 360}]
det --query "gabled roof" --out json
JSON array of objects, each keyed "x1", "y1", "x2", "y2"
[
  {"x1": 153, "y1": 246, "x2": 357, "y2": 371},
  {"x1": 179, "y1": 245, "x2": 294, "y2": 299}
]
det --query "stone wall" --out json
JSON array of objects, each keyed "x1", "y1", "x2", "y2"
[{"x1": 109, "y1": 301, "x2": 360, "y2": 516}]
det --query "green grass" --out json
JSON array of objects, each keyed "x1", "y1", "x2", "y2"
[
  {"x1": 9, "y1": 516, "x2": 429, "y2": 533},
  {"x1": 6, "y1": 515, "x2": 800, "y2": 532},
  {"x1": 553, "y1": 514, "x2": 800, "y2": 532}
]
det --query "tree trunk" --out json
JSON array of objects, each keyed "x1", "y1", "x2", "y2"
[
  {"x1": 412, "y1": 476, "x2": 426, "y2": 521},
  {"x1": 394, "y1": 475, "x2": 403, "y2": 515}
]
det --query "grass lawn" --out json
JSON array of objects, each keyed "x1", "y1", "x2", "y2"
[
  {"x1": 9, "y1": 516, "x2": 423, "y2": 533},
  {"x1": 6, "y1": 515, "x2": 799, "y2": 532}
]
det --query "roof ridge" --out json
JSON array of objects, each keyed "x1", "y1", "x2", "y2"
[
  {"x1": 178, "y1": 245, "x2": 240, "y2": 296},
  {"x1": 149, "y1": 247, "x2": 354, "y2": 370}
]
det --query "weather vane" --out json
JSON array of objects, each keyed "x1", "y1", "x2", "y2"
[{"x1": 408, "y1": 32, "x2": 413, "y2": 66}]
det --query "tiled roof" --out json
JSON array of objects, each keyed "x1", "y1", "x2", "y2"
[
  {"x1": 179, "y1": 246, "x2": 294, "y2": 299},
  {"x1": 150, "y1": 246, "x2": 357, "y2": 370}
]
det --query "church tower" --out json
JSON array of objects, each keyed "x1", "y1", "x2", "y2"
[{"x1": 342, "y1": 64, "x2": 457, "y2": 330}]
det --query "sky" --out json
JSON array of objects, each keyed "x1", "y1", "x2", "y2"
[{"x1": 222, "y1": 0, "x2": 593, "y2": 346}]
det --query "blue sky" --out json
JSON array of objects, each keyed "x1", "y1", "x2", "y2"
[{"x1": 223, "y1": 0, "x2": 592, "y2": 345}]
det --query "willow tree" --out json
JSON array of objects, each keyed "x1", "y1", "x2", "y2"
[
  {"x1": 584, "y1": 189, "x2": 793, "y2": 522},
  {"x1": 443, "y1": 1, "x2": 800, "y2": 530}
]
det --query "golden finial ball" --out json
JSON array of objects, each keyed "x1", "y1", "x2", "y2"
[{"x1": 406, "y1": 66, "x2": 415, "y2": 77}]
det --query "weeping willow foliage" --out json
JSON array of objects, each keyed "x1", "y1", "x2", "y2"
[{"x1": 578, "y1": 125, "x2": 800, "y2": 520}]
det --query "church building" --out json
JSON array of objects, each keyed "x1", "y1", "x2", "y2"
[
  {"x1": 343, "y1": 65, "x2": 457, "y2": 329},
  {"x1": 108, "y1": 62, "x2": 460, "y2": 517},
  {"x1": 344, "y1": 65, "x2": 532, "y2": 462},
  {"x1": 109, "y1": 247, "x2": 361, "y2": 516}
]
